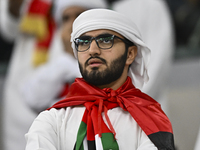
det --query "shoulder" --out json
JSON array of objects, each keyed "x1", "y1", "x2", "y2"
[
  {"x1": 108, "y1": 108, "x2": 157, "y2": 149},
  {"x1": 35, "y1": 107, "x2": 86, "y2": 124},
  {"x1": 27, "y1": 107, "x2": 86, "y2": 134}
]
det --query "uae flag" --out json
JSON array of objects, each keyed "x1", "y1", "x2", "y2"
[
  {"x1": 48, "y1": 77, "x2": 175, "y2": 150},
  {"x1": 73, "y1": 103, "x2": 119, "y2": 150}
]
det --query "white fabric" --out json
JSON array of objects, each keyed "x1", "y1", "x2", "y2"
[
  {"x1": 0, "y1": 0, "x2": 20, "y2": 41},
  {"x1": 2, "y1": 29, "x2": 66, "y2": 150},
  {"x1": 71, "y1": 9, "x2": 151, "y2": 88},
  {"x1": 194, "y1": 127, "x2": 200, "y2": 150},
  {"x1": 20, "y1": 52, "x2": 81, "y2": 113},
  {"x1": 0, "y1": 2, "x2": 106, "y2": 150},
  {"x1": 54, "y1": 0, "x2": 107, "y2": 25},
  {"x1": 0, "y1": 6, "x2": 70, "y2": 149},
  {"x1": 25, "y1": 107, "x2": 158, "y2": 150},
  {"x1": 95, "y1": 134, "x2": 104, "y2": 150},
  {"x1": 0, "y1": 0, "x2": 32, "y2": 41},
  {"x1": 112, "y1": 0, "x2": 174, "y2": 114}
]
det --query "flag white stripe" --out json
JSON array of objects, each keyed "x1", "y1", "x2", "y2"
[
  {"x1": 95, "y1": 134, "x2": 103, "y2": 150},
  {"x1": 83, "y1": 136, "x2": 88, "y2": 150}
]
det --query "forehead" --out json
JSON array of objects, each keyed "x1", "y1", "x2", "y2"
[{"x1": 81, "y1": 29, "x2": 124, "y2": 38}]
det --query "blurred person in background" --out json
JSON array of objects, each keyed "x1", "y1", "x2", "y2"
[
  {"x1": 19, "y1": 0, "x2": 107, "y2": 114},
  {"x1": 0, "y1": 0, "x2": 106, "y2": 150},
  {"x1": 0, "y1": 0, "x2": 61, "y2": 149},
  {"x1": 0, "y1": 0, "x2": 15, "y2": 149},
  {"x1": 0, "y1": 0, "x2": 15, "y2": 78},
  {"x1": 112, "y1": 0, "x2": 175, "y2": 115},
  {"x1": 0, "y1": 33, "x2": 14, "y2": 150}
]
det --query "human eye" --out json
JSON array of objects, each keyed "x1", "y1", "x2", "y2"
[
  {"x1": 98, "y1": 35, "x2": 113, "y2": 44},
  {"x1": 79, "y1": 39, "x2": 90, "y2": 46},
  {"x1": 76, "y1": 36, "x2": 91, "y2": 46}
]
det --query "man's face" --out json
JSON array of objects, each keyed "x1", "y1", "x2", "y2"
[
  {"x1": 61, "y1": 6, "x2": 87, "y2": 56},
  {"x1": 77, "y1": 29, "x2": 130, "y2": 87}
]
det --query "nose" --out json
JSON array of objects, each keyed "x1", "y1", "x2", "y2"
[{"x1": 88, "y1": 40, "x2": 101, "y2": 56}]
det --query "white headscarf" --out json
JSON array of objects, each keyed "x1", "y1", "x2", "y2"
[
  {"x1": 53, "y1": 0, "x2": 107, "y2": 25},
  {"x1": 71, "y1": 9, "x2": 151, "y2": 88}
]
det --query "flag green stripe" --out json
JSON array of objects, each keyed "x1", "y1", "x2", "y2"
[
  {"x1": 75, "y1": 121, "x2": 87, "y2": 150},
  {"x1": 101, "y1": 133, "x2": 119, "y2": 150}
]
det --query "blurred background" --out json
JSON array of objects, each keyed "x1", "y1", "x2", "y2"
[{"x1": 0, "y1": 0, "x2": 200, "y2": 150}]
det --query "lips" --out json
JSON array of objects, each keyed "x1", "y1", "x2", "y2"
[{"x1": 87, "y1": 58, "x2": 104, "y2": 67}]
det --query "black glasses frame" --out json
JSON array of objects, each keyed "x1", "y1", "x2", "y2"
[{"x1": 74, "y1": 34, "x2": 134, "y2": 52}]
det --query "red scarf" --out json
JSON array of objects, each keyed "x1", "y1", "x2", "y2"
[{"x1": 48, "y1": 77, "x2": 175, "y2": 150}]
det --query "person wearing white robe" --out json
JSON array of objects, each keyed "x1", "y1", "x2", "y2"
[
  {"x1": 0, "y1": 1, "x2": 65, "y2": 149},
  {"x1": 0, "y1": 0, "x2": 106, "y2": 150},
  {"x1": 26, "y1": 107, "x2": 158, "y2": 150},
  {"x1": 112, "y1": 0, "x2": 175, "y2": 115},
  {"x1": 19, "y1": 0, "x2": 107, "y2": 113},
  {"x1": 25, "y1": 8, "x2": 163, "y2": 150}
]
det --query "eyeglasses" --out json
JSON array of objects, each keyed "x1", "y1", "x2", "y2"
[{"x1": 74, "y1": 33, "x2": 134, "y2": 52}]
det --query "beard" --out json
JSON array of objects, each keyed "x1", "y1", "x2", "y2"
[{"x1": 78, "y1": 50, "x2": 128, "y2": 86}]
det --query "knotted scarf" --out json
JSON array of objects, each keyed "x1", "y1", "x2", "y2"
[{"x1": 48, "y1": 77, "x2": 175, "y2": 150}]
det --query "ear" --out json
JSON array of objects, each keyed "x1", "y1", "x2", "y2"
[{"x1": 126, "y1": 46, "x2": 137, "y2": 65}]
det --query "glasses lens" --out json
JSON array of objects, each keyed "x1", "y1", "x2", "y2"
[
  {"x1": 75, "y1": 36, "x2": 91, "y2": 51},
  {"x1": 96, "y1": 34, "x2": 114, "y2": 49},
  {"x1": 74, "y1": 34, "x2": 115, "y2": 51}
]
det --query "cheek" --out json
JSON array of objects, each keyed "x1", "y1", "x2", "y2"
[
  {"x1": 103, "y1": 49, "x2": 125, "y2": 63},
  {"x1": 77, "y1": 53, "x2": 87, "y2": 66}
]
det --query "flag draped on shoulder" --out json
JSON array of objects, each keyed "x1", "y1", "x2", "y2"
[{"x1": 48, "y1": 77, "x2": 175, "y2": 150}]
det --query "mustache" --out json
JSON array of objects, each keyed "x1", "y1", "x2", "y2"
[{"x1": 85, "y1": 56, "x2": 107, "y2": 66}]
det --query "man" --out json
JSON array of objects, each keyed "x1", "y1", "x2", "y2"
[
  {"x1": 1, "y1": 0, "x2": 106, "y2": 149},
  {"x1": 112, "y1": 0, "x2": 174, "y2": 115},
  {"x1": 25, "y1": 9, "x2": 175, "y2": 150},
  {"x1": 19, "y1": 0, "x2": 107, "y2": 113}
]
